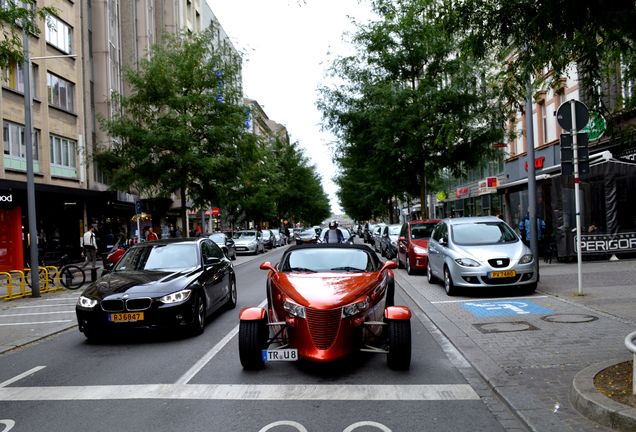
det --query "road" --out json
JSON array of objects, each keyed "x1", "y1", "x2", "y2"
[{"x1": 0, "y1": 244, "x2": 527, "y2": 432}]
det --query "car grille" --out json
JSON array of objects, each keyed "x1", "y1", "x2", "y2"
[
  {"x1": 480, "y1": 275, "x2": 521, "y2": 285},
  {"x1": 488, "y1": 258, "x2": 510, "y2": 268},
  {"x1": 306, "y1": 307, "x2": 341, "y2": 349},
  {"x1": 100, "y1": 298, "x2": 152, "y2": 312}
]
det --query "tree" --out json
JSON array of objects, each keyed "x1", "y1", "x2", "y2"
[
  {"x1": 96, "y1": 28, "x2": 248, "y2": 231},
  {"x1": 0, "y1": 1, "x2": 53, "y2": 68},
  {"x1": 319, "y1": 0, "x2": 505, "y2": 219}
]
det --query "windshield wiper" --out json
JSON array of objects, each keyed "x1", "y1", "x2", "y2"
[
  {"x1": 289, "y1": 267, "x2": 317, "y2": 273},
  {"x1": 330, "y1": 266, "x2": 365, "y2": 272}
]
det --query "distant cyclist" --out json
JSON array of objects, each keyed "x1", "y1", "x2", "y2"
[{"x1": 323, "y1": 220, "x2": 345, "y2": 243}]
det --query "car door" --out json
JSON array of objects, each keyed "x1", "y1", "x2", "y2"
[
  {"x1": 428, "y1": 222, "x2": 444, "y2": 276},
  {"x1": 397, "y1": 223, "x2": 408, "y2": 264},
  {"x1": 201, "y1": 240, "x2": 228, "y2": 310}
]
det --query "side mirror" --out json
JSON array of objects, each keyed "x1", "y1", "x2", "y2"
[
  {"x1": 380, "y1": 260, "x2": 398, "y2": 272},
  {"x1": 260, "y1": 261, "x2": 277, "y2": 273},
  {"x1": 439, "y1": 238, "x2": 447, "y2": 246},
  {"x1": 205, "y1": 256, "x2": 221, "y2": 265}
]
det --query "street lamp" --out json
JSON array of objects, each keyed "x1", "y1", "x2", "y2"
[{"x1": 22, "y1": 29, "x2": 77, "y2": 297}]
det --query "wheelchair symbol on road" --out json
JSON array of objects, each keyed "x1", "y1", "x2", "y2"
[{"x1": 463, "y1": 300, "x2": 552, "y2": 317}]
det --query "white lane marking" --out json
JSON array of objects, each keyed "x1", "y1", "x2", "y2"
[
  {"x1": 344, "y1": 421, "x2": 391, "y2": 432},
  {"x1": 14, "y1": 303, "x2": 76, "y2": 309},
  {"x1": 0, "y1": 420, "x2": 15, "y2": 432},
  {"x1": 0, "y1": 311, "x2": 73, "y2": 318},
  {"x1": 0, "y1": 367, "x2": 46, "y2": 388},
  {"x1": 175, "y1": 298, "x2": 268, "y2": 385},
  {"x1": 0, "y1": 320, "x2": 73, "y2": 327},
  {"x1": 0, "y1": 384, "x2": 480, "y2": 401},
  {"x1": 431, "y1": 295, "x2": 547, "y2": 304},
  {"x1": 259, "y1": 420, "x2": 307, "y2": 432}
]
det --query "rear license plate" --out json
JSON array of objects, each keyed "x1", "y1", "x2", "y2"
[
  {"x1": 262, "y1": 348, "x2": 298, "y2": 362},
  {"x1": 109, "y1": 312, "x2": 144, "y2": 322},
  {"x1": 488, "y1": 270, "x2": 516, "y2": 278}
]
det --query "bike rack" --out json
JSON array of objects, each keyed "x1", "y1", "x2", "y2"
[
  {"x1": 1, "y1": 266, "x2": 64, "y2": 301},
  {"x1": 0, "y1": 272, "x2": 15, "y2": 301},
  {"x1": 624, "y1": 330, "x2": 636, "y2": 395},
  {"x1": 3, "y1": 270, "x2": 27, "y2": 300}
]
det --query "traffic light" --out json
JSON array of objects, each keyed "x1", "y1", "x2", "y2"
[{"x1": 560, "y1": 133, "x2": 589, "y2": 176}]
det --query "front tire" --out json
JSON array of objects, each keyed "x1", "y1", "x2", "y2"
[
  {"x1": 239, "y1": 319, "x2": 268, "y2": 370},
  {"x1": 444, "y1": 266, "x2": 458, "y2": 296},
  {"x1": 226, "y1": 278, "x2": 237, "y2": 309},
  {"x1": 387, "y1": 319, "x2": 411, "y2": 370},
  {"x1": 406, "y1": 255, "x2": 414, "y2": 275},
  {"x1": 427, "y1": 262, "x2": 437, "y2": 284},
  {"x1": 187, "y1": 293, "x2": 206, "y2": 336}
]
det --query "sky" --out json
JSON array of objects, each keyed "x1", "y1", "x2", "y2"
[{"x1": 207, "y1": 0, "x2": 375, "y2": 215}]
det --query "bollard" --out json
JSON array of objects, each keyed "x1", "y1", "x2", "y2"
[
  {"x1": 91, "y1": 267, "x2": 97, "y2": 282},
  {"x1": 624, "y1": 330, "x2": 636, "y2": 395}
]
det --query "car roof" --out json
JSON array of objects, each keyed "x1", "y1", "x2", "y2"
[
  {"x1": 408, "y1": 219, "x2": 441, "y2": 225},
  {"x1": 442, "y1": 216, "x2": 501, "y2": 225}
]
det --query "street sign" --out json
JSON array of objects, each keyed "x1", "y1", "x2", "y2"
[
  {"x1": 581, "y1": 111, "x2": 607, "y2": 141},
  {"x1": 135, "y1": 200, "x2": 142, "y2": 215},
  {"x1": 560, "y1": 133, "x2": 589, "y2": 176},
  {"x1": 556, "y1": 100, "x2": 589, "y2": 132}
]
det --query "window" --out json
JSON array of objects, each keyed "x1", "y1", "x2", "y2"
[
  {"x1": 541, "y1": 103, "x2": 548, "y2": 144},
  {"x1": 3, "y1": 121, "x2": 39, "y2": 160},
  {"x1": 49, "y1": 134, "x2": 76, "y2": 168},
  {"x1": 47, "y1": 73, "x2": 74, "y2": 112},
  {"x1": 3, "y1": 60, "x2": 38, "y2": 96},
  {"x1": 45, "y1": 15, "x2": 72, "y2": 53}
]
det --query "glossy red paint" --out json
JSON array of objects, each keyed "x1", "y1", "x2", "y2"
[
  {"x1": 384, "y1": 306, "x2": 412, "y2": 320},
  {"x1": 397, "y1": 219, "x2": 441, "y2": 271},
  {"x1": 239, "y1": 306, "x2": 267, "y2": 321}
]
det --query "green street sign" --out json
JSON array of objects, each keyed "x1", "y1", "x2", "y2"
[{"x1": 581, "y1": 112, "x2": 607, "y2": 141}]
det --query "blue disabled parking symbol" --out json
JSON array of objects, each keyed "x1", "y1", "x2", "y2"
[{"x1": 463, "y1": 300, "x2": 553, "y2": 317}]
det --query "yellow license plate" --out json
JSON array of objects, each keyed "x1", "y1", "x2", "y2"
[
  {"x1": 489, "y1": 270, "x2": 516, "y2": 278},
  {"x1": 109, "y1": 312, "x2": 144, "y2": 322}
]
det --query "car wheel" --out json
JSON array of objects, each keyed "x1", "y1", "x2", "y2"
[
  {"x1": 226, "y1": 277, "x2": 237, "y2": 309},
  {"x1": 444, "y1": 266, "x2": 458, "y2": 296},
  {"x1": 406, "y1": 255, "x2": 414, "y2": 275},
  {"x1": 386, "y1": 274, "x2": 395, "y2": 307},
  {"x1": 387, "y1": 319, "x2": 411, "y2": 370},
  {"x1": 427, "y1": 262, "x2": 437, "y2": 284},
  {"x1": 187, "y1": 293, "x2": 206, "y2": 336},
  {"x1": 525, "y1": 282, "x2": 537, "y2": 294},
  {"x1": 239, "y1": 318, "x2": 268, "y2": 370}
]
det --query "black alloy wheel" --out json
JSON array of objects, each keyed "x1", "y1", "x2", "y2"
[
  {"x1": 387, "y1": 319, "x2": 411, "y2": 370},
  {"x1": 187, "y1": 293, "x2": 206, "y2": 336},
  {"x1": 226, "y1": 278, "x2": 237, "y2": 309}
]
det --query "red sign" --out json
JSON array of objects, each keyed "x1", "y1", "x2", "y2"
[
  {"x1": 455, "y1": 186, "x2": 469, "y2": 199},
  {"x1": 524, "y1": 156, "x2": 545, "y2": 171},
  {"x1": 212, "y1": 207, "x2": 220, "y2": 217}
]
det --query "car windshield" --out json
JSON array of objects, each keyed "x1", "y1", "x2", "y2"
[
  {"x1": 451, "y1": 222, "x2": 518, "y2": 245},
  {"x1": 209, "y1": 233, "x2": 225, "y2": 243},
  {"x1": 284, "y1": 248, "x2": 372, "y2": 272},
  {"x1": 411, "y1": 223, "x2": 436, "y2": 239},
  {"x1": 114, "y1": 244, "x2": 198, "y2": 271},
  {"x1": 233, "y1": 231, "x2": 256, "y2": 239},
  {"x1": 389, "y1": 225, "x2": 401, "y2": 235}
]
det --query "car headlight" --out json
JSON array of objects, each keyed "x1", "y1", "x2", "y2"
[
  {"x1": 413, "y1": 245, "x2": 427, "y2": 254},
  {"x1": 159, "y1": 289, "x2": 192, "y2": 304},
  {"x1": 283, "y1": 300, "x2": 306, "y2": 318},
  {"x1": 342, "y1": 298, "x2": 370, "y2": 318},
  {"x1": 519, "y1": 254, "x2": 534, "y2": 264},
  {"x1": 455, "y1": 258, "x2": 480, "y2": 267},
  {"x1": 77, "y1": 296, "x2": 98, "y2": 309}
]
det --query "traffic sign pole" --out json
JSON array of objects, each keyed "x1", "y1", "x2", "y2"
[{"x1": 569, "y1": 100, "x2": 584, "y2": 296}]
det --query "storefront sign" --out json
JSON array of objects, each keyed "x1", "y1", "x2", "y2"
[
  {"x1": 455, "y1": 186, "x2": 469, "y2": 199},
  {"x1": 0, "y1": 193, "x2": 13, "y2": 204},
  {"x1": 524, "y1": 156, "x2": 545, "y2": 171},
  {"x1": 477, "y1": 177, "x2": 498, "y2": 195},
  {"x1": 575, "y1": 232, "x2": 636, "y2": 254}
]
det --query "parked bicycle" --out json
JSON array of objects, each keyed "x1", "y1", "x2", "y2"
[{"x1": 24, "y1": 263, "x2": 86, "y2": 290}]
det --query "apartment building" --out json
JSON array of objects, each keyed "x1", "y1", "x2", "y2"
[{"x1": 0, "y1": 0, "x2": 242, "y2": 270}]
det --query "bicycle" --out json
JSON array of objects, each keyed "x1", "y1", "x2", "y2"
[{"x1": 24, "y1": 263, "x2": 86, "y2": 290}]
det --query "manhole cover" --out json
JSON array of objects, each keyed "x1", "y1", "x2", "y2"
[
  {"x1": 473, "y1": 321, "x2": 539, "y2": 334},
  {"x1": 541, "y1": 314, "x2": 598, "y2": 324}
]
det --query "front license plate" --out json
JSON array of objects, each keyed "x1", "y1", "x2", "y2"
[
  {"x1": 488, "y1": 270, "x2": 516, "y2": 278},
  {"x1": 109, "y1": 312, "x2": 144, "y2": 322},
  {"x1": 262, "y1": 348, "x2": 298, "y2": 362}
]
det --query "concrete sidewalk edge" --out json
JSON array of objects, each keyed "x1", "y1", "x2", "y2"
[{"x1": 571, "y1": 358, "x2": 636, "y2": 432}]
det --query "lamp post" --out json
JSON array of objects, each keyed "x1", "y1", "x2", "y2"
[{"x1": 22, "y1": 28, "x2": 77, "y2": 297}]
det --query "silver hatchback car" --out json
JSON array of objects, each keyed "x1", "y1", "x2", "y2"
[{"x1": 427, "y1": 216, "x2": 537, "y2": 296}]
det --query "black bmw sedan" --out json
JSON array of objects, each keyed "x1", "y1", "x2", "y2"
[{"x1": 75, "y1": 238, "x2": 236, "y2": 342}]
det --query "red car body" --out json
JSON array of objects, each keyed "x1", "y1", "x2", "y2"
[
  {"x1": 239, "y1": 244, "x2": 411, "y2": 370},
  {"x1": 397, "y1": 219, "x2": 440, "y2": 275}
]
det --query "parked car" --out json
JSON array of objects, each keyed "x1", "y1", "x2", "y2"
[
  {"x1": 261, "y1": 229, "x2": 276, "y2": 249},
  {"x1": 270, "y1": 228, "x2": 284, "y2": 246},
  {"x1": 296, "y1": 228, "x2": 320, "y2": 245},
  {"x1": 427, "y1": 216, "x2": 537, "y2": 296},
  {"x1": 209, "y1": 232, "x2": 237, "y2": 260},
  {"x1": 233, "y1": 230, "x2": 265, "y2": 255},
  {"x1": 396, "y1": 219, "x2": 440, "y2": 275},
  {"x1": 372, "y1": 223, "x2": 387, "y2": 252},
  {"x1": 318, "y1": 227, "x2": 354, "y2": 244},
  {"x1": 238, "y1": 243, "x2": 411, "y2": 370},
  {"x1": 379, "y1": 224, "x2": 402, "y2": 259},
  {"x1": 75, "y1": 238, "x2": 236, "y2": 342}
]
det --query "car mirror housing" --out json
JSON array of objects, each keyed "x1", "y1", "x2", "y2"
[
  {"x1": 260, "y1": 261, "x2": 277, "y2": 273},
  {"x1": 380, "y1": 261, "x2": 398, "y2": 272},
  {"x1": 205, "y1": 256, "x2": 221, "y2": 265}
]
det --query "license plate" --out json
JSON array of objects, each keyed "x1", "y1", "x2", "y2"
[
  {"x1": 488, "y1": 270, "x2": 516, "y2": 278},
  {"x1": 236, "y1": 247, "x2": 247, "y2": 251},
  {"x1": 109, "y1": 312, "x2": 144, "y2": 322},
  {"x1": 262, "y1": 348, "x2": 298, "y2": 362}
]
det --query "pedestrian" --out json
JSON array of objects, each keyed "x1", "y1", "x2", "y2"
[
  {"x1": 146, "y1": 226, "x2": 158, "y2": 241},
  {"x1": 519, "y1": 211, "x2": 546, "y2": 246},
  {"x1": 81, "y1": 225, "x2": 98, "y2": 268}
]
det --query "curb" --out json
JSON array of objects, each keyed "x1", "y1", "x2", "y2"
[{"x1": 571, "y1": 358, "x2": 636, "y2": 432}]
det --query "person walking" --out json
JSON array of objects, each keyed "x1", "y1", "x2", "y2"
[
  {"x1": 82, "y1": 225, "x2": 98, "y2": 268},
  {"x1": 146, "y1": 226, "x2": 158, "y2": 241}
]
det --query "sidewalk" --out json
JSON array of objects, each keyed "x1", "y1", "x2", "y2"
[{"x1": 396, "y1": 256, "x2": 636, "y2": 432}]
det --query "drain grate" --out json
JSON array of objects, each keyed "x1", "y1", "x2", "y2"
[
  {"x1": 473, "y1": 321, "x2": 539, "y2": 334},
  {"x1": 541, "y1": 314, "x2": 598, "y2": 324}
]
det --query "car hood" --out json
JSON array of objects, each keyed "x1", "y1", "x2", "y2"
[
  {"x1": 234, "y1": 238, "x2": 257, "y2": 246},
  {"x1": 277, "y1": 273, "x2": 380, "y2": 308},
  {"x1": 451, "y1": 242, "x2": 528, "y2": 262},
  {"x1": 81, "y1": 270, "x2": 198, "y2": 299}
]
